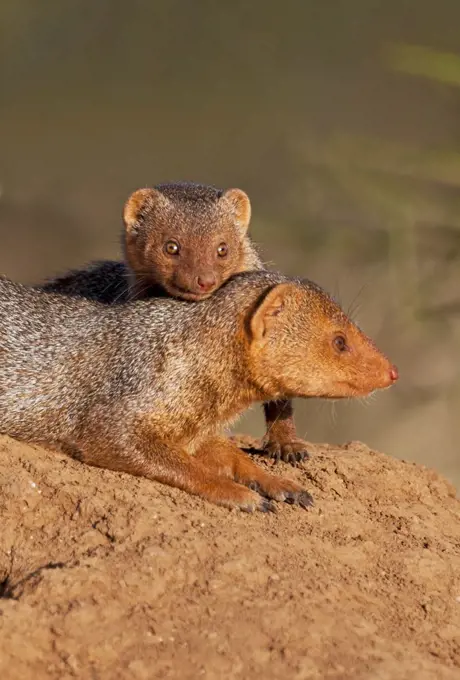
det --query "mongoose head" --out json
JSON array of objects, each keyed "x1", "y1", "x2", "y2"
[
  {"x1": 123, "y1": 182, "x2": 252, "y2": 301},
  {"x1": 246, "y1": 281, "x2": 398, "y2": 400}
]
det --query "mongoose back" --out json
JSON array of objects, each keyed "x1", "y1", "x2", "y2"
[
  {"x1": 39, "y1": 182, "x2": 307, "y2": 463},
  {"x1": 0, "y1": 271, "x2": 398, "y2": 512}
]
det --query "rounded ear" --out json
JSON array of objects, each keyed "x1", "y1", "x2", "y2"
[
  {"x1": 123, "y1": 188, "x2": 170, "y2": 236},
  {"x1": 249, "y1": 283, "x2": 296, "y2": 342},
  {"x1": 221, "y1": 188, "x2": 251, "y2": 234}
]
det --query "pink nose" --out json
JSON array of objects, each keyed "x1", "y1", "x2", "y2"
[
  {"x1": 196, "y1": 275, "x2": 217, "y2": 292},
  {"x1": 389, "y1": 366, "x2": 399, "y2": 382}
]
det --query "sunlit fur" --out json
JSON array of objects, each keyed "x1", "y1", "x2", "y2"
[
  {"x1": 247, "y1": 279, "x2": 396, "y2": 400},
  {"x1": 37, "y1": 182, "x2": 306, "y2": 463},
  {"x1": 123, "y1": 183, "x2": 260, "y2": 301},
  {"x1": 0, "y1": 270, "x2": 396, "y2": 450},
  {"x1": 0, "y1": 271, "x2": 396, "y2": 510},
  {"x1": 39, "y1": 183, "x2": 262, "y2": 304}
]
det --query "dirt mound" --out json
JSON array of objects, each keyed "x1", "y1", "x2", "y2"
[{"x1": 0, "y1": 434, "x2": 459, "y2": 680}]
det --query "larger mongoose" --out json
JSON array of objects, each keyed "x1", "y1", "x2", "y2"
[
  {"x1": 38, "y1": 182, "x2": 307, "y2": 464},
  {"x1": 0, "y1": 271, "x2": 398, "y2": 512}
]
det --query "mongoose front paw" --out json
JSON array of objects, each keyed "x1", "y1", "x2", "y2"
[
  {"x1": 237, "y1": 488, "x2": 278, "y2": 514},
  {"x1": 247, "y1": 477, "x2": 313, "y2": 509},
  {"x1": 261, "y1": 437, "x2": 310, "y2": 465},
  {"x1": 282, "y1": 488, "x2": 314, "y2": 509},
  {"x1": 256, "y1": 498, "x2": 278, "y2": 514},
  {"x1": 214, "y1": 481, "x2": 278, "y2": 513}
]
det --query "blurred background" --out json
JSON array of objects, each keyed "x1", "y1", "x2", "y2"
[{"x1": 1, "y1": 1, "x2": 460, "y2": 484}]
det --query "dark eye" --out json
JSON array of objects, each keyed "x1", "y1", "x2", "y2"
[
  {"x1": 333, "y1": 335, "x2": 347, "y2": 352},
  {"x1": 164, "y1": 240, "x2": 180, "y2": 256},
  {"x1": 217, "y1": 243, "x2": 228, "y2": 258}
]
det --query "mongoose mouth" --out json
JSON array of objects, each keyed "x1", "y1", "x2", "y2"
[
  {"x1": 167, "y1": 284, "x2": 215, "y2": 302},
  {"x1": 329, "y1": 368, "x2": 399, "y2": 398}
]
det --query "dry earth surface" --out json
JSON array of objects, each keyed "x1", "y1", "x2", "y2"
[{"x1": 0, "y1": 434, "x2": 459, "y2": 680}]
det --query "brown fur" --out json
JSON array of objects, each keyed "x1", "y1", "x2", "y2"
[
  {"x1": 122, "y1": 184, "x2": 258, "y2": 301},
  {"x1": 0, "y1": 271, "x2": 398, "y2": 512},
  {"x1": 38, "y1": 182, "x2": 306, "y2": 463}
]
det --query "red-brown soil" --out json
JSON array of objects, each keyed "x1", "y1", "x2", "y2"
[{"x1": 0, "y1": 434, "x2": 459, "y2": 680}]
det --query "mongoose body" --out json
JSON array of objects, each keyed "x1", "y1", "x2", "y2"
[
  {"x1": 0, "y1": 271, "x2": 398, "y2": 512},
  {"x1": 39, "y1": 182, "x2": 306, "y2": 463}
]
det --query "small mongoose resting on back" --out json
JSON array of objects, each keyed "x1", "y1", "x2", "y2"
[
  {"x1": 0, "y1": 271, "x2": 398, "y2": 512},
  {"x1": 38, "y1": 182, "x2": 307, "y2": 464}
]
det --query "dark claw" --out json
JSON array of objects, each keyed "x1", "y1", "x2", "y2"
[
  {"x1": 248, "y1": 482, "x2": 273, "y2": 502},
  {"x1": 260, "y1": 499, "x2": 278, "y2": 513},
  {"x1": 262, "y1": 440, "x2": 310, "y2": 465},
  {"x1": 298, "y1": 491, "x2": 314, "y2": 509},
  {"x1": 283, "y1": 489, "x2": 314, "y2": 509},
  {"x1": 289, "y1": 451, "x2": 303, "y2": 465}
]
